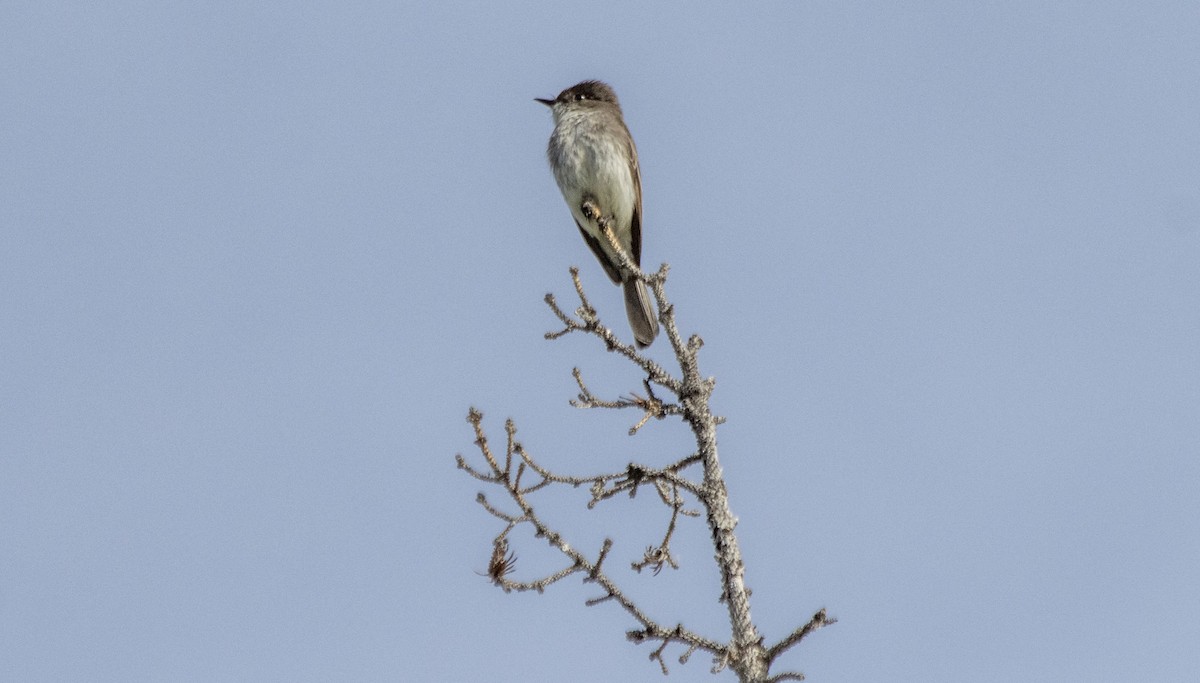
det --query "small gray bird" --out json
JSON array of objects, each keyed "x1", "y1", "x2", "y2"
[{"x1": 537, "y1": 80, "x2": 659, "y2": 347}]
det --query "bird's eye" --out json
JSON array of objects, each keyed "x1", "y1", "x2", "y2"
[{"x1": 575, "y1": 93, "x2": 586, "y2": 101}]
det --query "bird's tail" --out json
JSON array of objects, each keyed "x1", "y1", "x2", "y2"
[{"x1": 623, "y1": 277, "x2": 659, "y2": 348}]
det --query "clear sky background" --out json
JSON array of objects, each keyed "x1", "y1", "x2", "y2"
[{"x1": 3, "y1": 2, "x2": 1198, "y2": 681}]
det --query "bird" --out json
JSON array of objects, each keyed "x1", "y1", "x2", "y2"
[{"x1": 537, "y1": 80, "x2": 659, "y2": 347}]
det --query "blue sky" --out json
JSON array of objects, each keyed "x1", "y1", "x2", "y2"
[{"x1": 3, "y1": 2, "x2": 1198, "y2": 681}]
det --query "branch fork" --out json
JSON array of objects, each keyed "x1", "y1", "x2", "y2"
[{"x1": 458, "y1": 247, "x2": 834, "y2": 679}]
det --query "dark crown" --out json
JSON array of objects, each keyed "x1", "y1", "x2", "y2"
[{"x1": 558, "y1": 80, "x2": 620, "y2": 108}]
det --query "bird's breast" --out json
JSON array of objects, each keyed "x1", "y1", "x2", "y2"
[{"x1": 547, "y1": 113, "x2": 636, "y2": 231}]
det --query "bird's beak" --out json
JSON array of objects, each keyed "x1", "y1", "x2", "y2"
[{"x1": 534, "y1": 97, "x2": 554, "y2": 107}]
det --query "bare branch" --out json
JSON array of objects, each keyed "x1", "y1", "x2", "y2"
[
  {"x1": 461, "y1": 411, "x2": 729, "y2": 665},
  {"x1": 543, "y1": 265, "x2": 682, "y2": 396},
  {"x1": 632, "y1": 482, "x2": 686, "y2": 575},
  {"x1": 765, "y1": 609, "x2": 837, "y2": 665},
  {"x1": 569, "y1": 369, "x2": 681, "y2": 437},
  {"x1": 474, "y1": 492, "x2": 521, "y2": 524},
  {"x1": 460, "y1": 262, "x2": 832, "y2": 681}
]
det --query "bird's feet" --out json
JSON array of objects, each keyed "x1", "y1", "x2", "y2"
[{"x1": 580, "y1": 197, "x2": 602, "y2": 223}]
